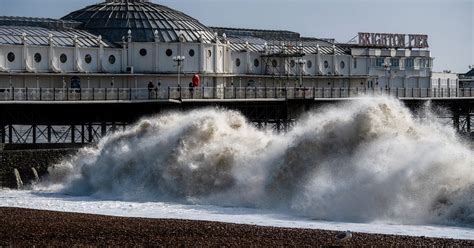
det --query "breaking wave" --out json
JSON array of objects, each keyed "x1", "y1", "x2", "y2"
[{"x1": 41, "y1": 97, "x2": 474, "y2": 226}]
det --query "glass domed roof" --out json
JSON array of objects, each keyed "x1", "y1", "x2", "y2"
[{"x1": 61, "y1": 0, "x2": 215, "y2": 43}]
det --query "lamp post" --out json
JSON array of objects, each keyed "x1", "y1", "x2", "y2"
[
  {"x1": 296, "y1": 58, "x2": 307, "y2": 87},
  {"x1": 173, "y1": 55, "x2": 186, "y2": 86}
]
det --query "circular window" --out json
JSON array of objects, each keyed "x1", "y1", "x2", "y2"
[
  {"x1": 340, "y1": 61, "x2": 345, "y2": 69},
  {"x1": 324, "y1": 60, "x2": 329, "y2": 68},
  {"x1": 254, "y1": 59, "x2": 259, "y2": 67},
  {"x1": 272, "y1": 59, "x2": 278, "y2": 68},
  {"x1": 235, "y1": 58, "x2": 241, "y2": 67},
  {"x1": 109, "y1": 55, "x2": 116, "y2": 64},
  {"x1": 34, "y1": 53, "x2": 42, "y2": 63},
  {"x1": 189, "y1": 49, "x2": 195, "y2": 57},
  {"x1": 307, "y1": 60, "x2": 312, "y2": 68},
  {"x1": 85, "y1": 54, "x2": 92, "y2": 64},
  {"x1": 290, "y1": 60, "x2": 295, "y2": 68},
  {"x1": 166, "y1": 49, "x2": 173, "y2": 57},
  {"x1": 139, "y1": 48, "x2": 147, "y2": 56},
  {"x1": 60, "y1": 54, "x2": 67, "y2": 63},
  {"x1": 207, "y1": 50, "x2": 212, "y2": 57},
  {"x1": 7, "y1": 52, "x2": 15, "y2": 62}
]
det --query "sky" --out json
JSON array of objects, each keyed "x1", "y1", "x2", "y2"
[{"x1": 0, "y1": 0, "x2": 472, "y2": 73}]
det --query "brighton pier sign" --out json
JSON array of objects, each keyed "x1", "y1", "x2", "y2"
[{"x1": 358, "y1": 32, "x2": 429, "y2": 48}]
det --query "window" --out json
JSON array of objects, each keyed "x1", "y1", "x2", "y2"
[
  {"x1": 166, "y1": 49, "x2": 173, "y2": 57},
  {"x1": 34, "y1": 53, "x2": 42, "y2": 63},
  {"x1": 109, "y1": 55, "x2": 116, "y2": 64},
  {"x1": 139, "y1": 48, "x2": 147, "y2": 56},
  {"x1": 307, "y1": 60, "x2": 312, "y2": 68},
  {"x1": 85, "y1": 54, "x2": 92, "y2": 64},
  {"x1": 375, "y1": 58, "x2": 384, "y2": 67},
  {"x1": 290, "y1": 60, "x2": 295, "y2": 68},
  {"x1": 60, "y1": 54, "x2": 67, "y2": 63},
  {"x1": 340, "y1": 61, "x2": 345, "y2": 69},
  {"x1": 272, "y1": 59, "x2": 278, "y2": 67},
  {"x1": 235, "y1": 58, "x2": 241, "y2": 67},
  {"x1": 324, "y1": 60, "x2": 329, "y2": 68},
  {"x1": 405, "y1": 58, "x2": 414, "y2": 68},
  {"x1": 254, "y1": 59, "x2": 259, "y2": 67},
  {"x1": 189, "y1": 49, "x2": 195, "y2": 57},
  {"x1": 390, "y1": 58, "x2": 399, "y2": 67},
  {"x1": 207, "y1": 50, "x2": 212, "y2": 57},
  {"x1": 353, "y1": 58, "x2": 357, "y2": 68},
  {"x1": 7, "y1": 52, "x2": 15, "y2": 62}
]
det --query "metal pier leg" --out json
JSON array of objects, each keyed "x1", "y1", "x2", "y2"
[
  {"x1": 101, "y1": 123, "x2": 107, "y2": 137},
  {"x1": 8, "y1": 124, "x2": 13, "y2": 144},
  {"x1": 453, "y1": 114, "x2": 460, "y2": 132},
  {"x1": 88, "y1": 123, "x2": 93, "y2": 143},
  {"x1": 71, "y1": 125, "x2": 75, "y2": 144},
  {"x1": 0, "y1": 123, "x2": 5, "y2": 144},
  {"x1": 81, "y1": 124, "x2": 85, "y2": 144},
  {"x1": 47, "y1": 125, "x2": 52, "y2": 143},
  {"x1": 32, "y1": 124, "x2": 37, "y2": 144}
]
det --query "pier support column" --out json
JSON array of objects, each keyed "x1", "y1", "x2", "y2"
[
  {"x1": 32, "y1": 124, "x2": 37, "y2": 144},
  {"x1": 453, "y1": 114, "x2": 460, "y2": 132},
  {"x1": 71, "y1": 125, "x2": 75, "y2": 144},
  {"x1": 8, "y1": 124, "x2": 13, "y2": 144},
  {"x1": 81, "y1": 124, "x2": 85, "y2": 144},
  {"x1": 47, "y1": 125, "x2": 52, "y2": 143},
  {"x1": 101, "y1": 123, "x2": 107, "y2": 137},
  {"x1": 88, "y1": 123, "x2": 93, "y2": 143},
  {"x1": 0, "y1": 123, "x2": 5, "y2": 144}
]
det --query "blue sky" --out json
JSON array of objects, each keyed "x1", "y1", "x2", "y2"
[{"x1": 1, "y1": 0, "x2": 472, "y2": 72}]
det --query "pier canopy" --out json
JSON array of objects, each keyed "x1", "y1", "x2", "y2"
[{"x1": 61, "y1": 0, "x2": 215, "y2": 43}]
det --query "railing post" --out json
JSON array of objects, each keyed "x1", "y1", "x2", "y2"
[
  {"x1": 11, "y1": 87, "x2": 14, "y2": 101},
  {"x1": 79, "y1": 88, "x2": 82, "y2": 101},
  {"x1": 26, "y1": 87, "x2": 28, "y2": 101},
  {"x1": 117, "y1": 88, "x2": 119, "y2": 101},
  {"x1": 129, "y1": 88, "x2": 132, "y2": 101},
  {"x1": 66, "y1": 87, "x2": 69, "y2": 101},
  {"x1": 39, "y1": 88, "x2": 42, "y2": 101},
  {"x1": 53, "y1": 88, "x2": 55, "y2": 101},
  {"x1": 168, "y1": 87, "x2": 170, "y2": 99},
  {"x1": 105, "y1": 88, "x2": 107, "y2": 101}
]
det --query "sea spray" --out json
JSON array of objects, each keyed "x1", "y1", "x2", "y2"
[{"x1": 40, "y1": 97, "x2": 474, "y2": 226}]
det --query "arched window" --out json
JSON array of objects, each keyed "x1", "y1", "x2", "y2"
[
  {"x1": 324, "y1": 60, "x2": 329, "y2": 68},
  {"x1": 60, "y1": 54, "x2": 67, "y2": 63},
  {"x1": 85, "y1": 54, "x2": 92, "y2": 64},
  {"x1": 307, "y1": 60, "x2": 312, "y2": 68},
  {"x1": 7, "y1": 52, "x2": 15, "y2": 62},
  {"x1": 235, "y1": 58, "x2": 241, "y2": 67},
  {"x1": 109, "y1": 55, "x2": 116, "y2": 64},
  {"x1": 189, "y1": 49, "x2": 195, "y2": 57},
  {"x1": 34, "y1": 53, "x2": 42, "y2": 63},
  {"x1": 340, "y1": 61, "x2": 345, "y2": 69},
  {"x1": 254, "y1": 59, "x2": 259, "y2": 67}
]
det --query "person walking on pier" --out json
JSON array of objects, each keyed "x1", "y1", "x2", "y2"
[{"x1": 148, "y1": 81, "x2": 154, "y2": 99}]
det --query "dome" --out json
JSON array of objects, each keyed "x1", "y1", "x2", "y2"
[{"x1": 61, "y1": 0, "x2": 215, "y2": 43}]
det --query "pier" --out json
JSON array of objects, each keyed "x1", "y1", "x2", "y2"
[{"x1": 0, "y1": 87, "x2": 472, "y2": 145}]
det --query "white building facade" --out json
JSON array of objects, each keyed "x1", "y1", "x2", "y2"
[{"x1": 0, "y1": 0, "x2": 440, "y2": 96}]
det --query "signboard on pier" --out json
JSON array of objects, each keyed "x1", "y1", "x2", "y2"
[{"x1": 358, "y1": 32, "x2": 429, "y2": 49}]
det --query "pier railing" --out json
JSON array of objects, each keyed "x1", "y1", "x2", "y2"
[{"x1": 0, "y1": 87, "x2": 472, "y2": 101}]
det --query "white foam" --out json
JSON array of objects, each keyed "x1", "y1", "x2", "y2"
[{"x1": 34, "y1": 97, "x2": 474, "y2": 227}]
